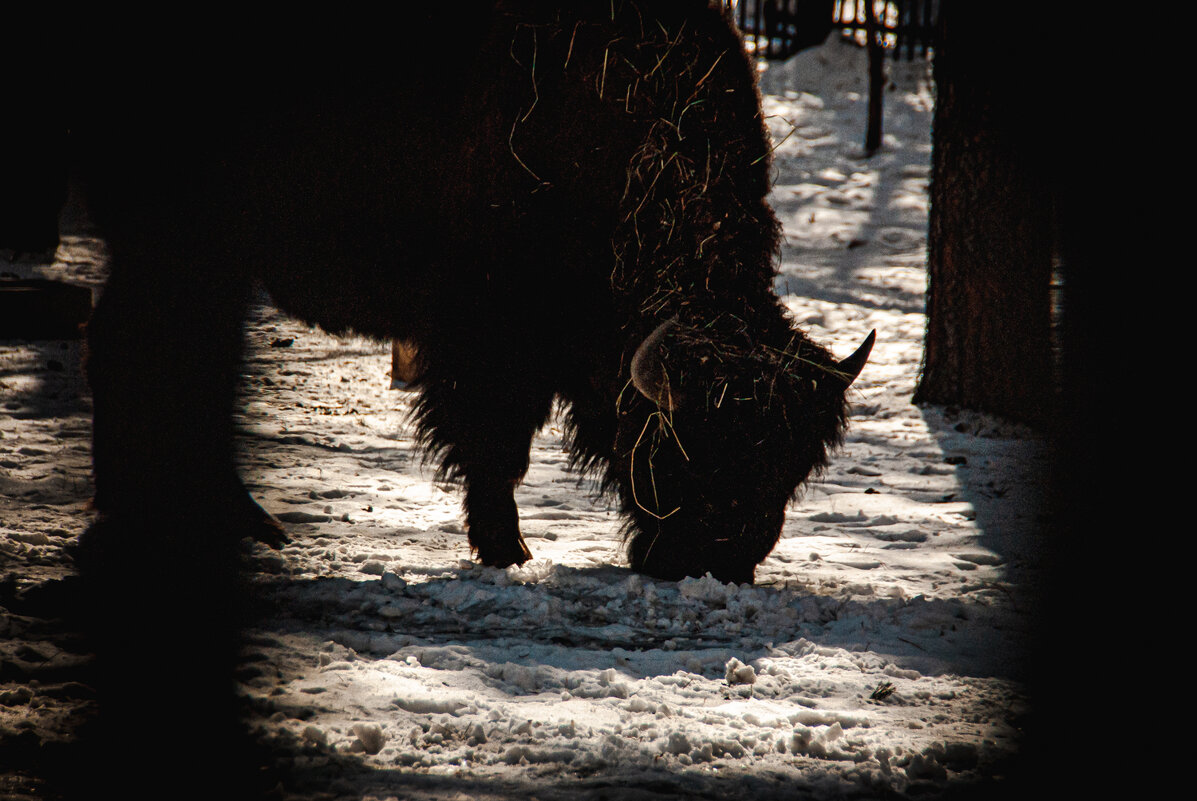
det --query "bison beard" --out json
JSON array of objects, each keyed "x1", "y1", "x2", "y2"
[{"x1": 66, "y1": 4, "x2": 870, "y2": 792}]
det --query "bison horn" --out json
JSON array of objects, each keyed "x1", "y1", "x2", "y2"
[
  {"x1": 835, "y1": 330, "x2": 876, "y2": 387},
  {"x1": 631, "y1": 318, "x2": 679, "y2": 410}
]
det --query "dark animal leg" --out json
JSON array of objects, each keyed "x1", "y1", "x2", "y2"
[
  {"x1": 415, "y1": 367, "x2": 555, "y2": 568},
  {"x1": 84, "y1": 264, "x2": 284, "y2": 548},
  {"x1": 465, "y1": 473, "x2": 533, "y2": 568},
  {"x1": 76, "y1": 254, "x2": 274, "y2": 795}
]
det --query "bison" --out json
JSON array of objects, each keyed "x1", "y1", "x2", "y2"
[{"x1": 75, "y1": 0, "x2": 872, "y2": 587}]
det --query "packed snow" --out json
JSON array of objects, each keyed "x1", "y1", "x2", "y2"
[{"x1": 2, "y1": 36, "x2": 1048, "y2": 799}]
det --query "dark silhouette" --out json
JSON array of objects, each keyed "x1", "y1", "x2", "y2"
[
  {"x1": 0, "y1": 278, "x2": 91, "y2": 339},
  {"x1": 78, "y1": 0, "x2": 872, "y2": 588},
  {"x1": 0, "y1": 95, "x2": 66, "y2": 260},
  {"x1": 10, "y1": 5, "x2": 874, "y2": 795}
]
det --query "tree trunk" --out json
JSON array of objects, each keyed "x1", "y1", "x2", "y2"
[
  {"x1": 864, "y1": 0, "x2": 885, "y2": 155},
  {"x1": 913, "y1": 1, "x2": 1055, "y2": 425}
]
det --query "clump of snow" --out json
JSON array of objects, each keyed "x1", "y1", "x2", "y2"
[
  {"x1": 724, "y1": 657, "x2": 758, "y2": 685},
  {"x1": 350, "y1": 722, "x2": 387, "y2": 755}
]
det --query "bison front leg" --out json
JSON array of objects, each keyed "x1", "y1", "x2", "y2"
[
  {"x1": 464, "y1": 473, "x2": 533, "y2": 568},
  {"x1": 414, "y1": 366, "x2": 555, "y2": 569}
]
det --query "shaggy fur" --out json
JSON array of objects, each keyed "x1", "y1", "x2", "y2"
[{"x1": 78, "y1": 1, "x2": 866, "y2": 587}]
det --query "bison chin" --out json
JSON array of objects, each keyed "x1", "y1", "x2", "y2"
[
  {"x1": 613, "y1": 399, "x2": 818, "y2": 586},
  {"x1": 626, "y1": 503, "x2": 788, "y2": 585},
  {"x1": 613, "y1": 320, "x2": 874, "y2": 584}
]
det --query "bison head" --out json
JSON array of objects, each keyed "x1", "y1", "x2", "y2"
[{"x1": 612, "y1": 317, "x2": 874, "y2": 584}]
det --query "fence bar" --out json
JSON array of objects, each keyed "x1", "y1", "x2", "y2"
[{"x1": 730, "y1": 0, "x2": 935, "y2": 63}]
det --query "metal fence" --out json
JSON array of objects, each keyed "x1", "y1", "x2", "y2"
[{"x1": 728, "y1": 0, "x2": 938, "y2": 61}]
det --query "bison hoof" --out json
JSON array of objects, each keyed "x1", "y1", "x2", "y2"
[
  {"x1": 473, "y1": 535, "x2": 533, "y2": 569},
  {"x1": 233, "y1": 495, "x2": 290, "y2": 550},
  {"x1": 246, "y1": 508, "x2": 289, "y2": 550}
]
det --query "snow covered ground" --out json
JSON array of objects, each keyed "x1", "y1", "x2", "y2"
[{"x1": 2, "y1": 37, "x2": 1050, "y2": 799}]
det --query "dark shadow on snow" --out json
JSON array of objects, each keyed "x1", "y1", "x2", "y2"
[{"x1": 249, "y1": 555, "x2": 1028, "y2": 684}]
